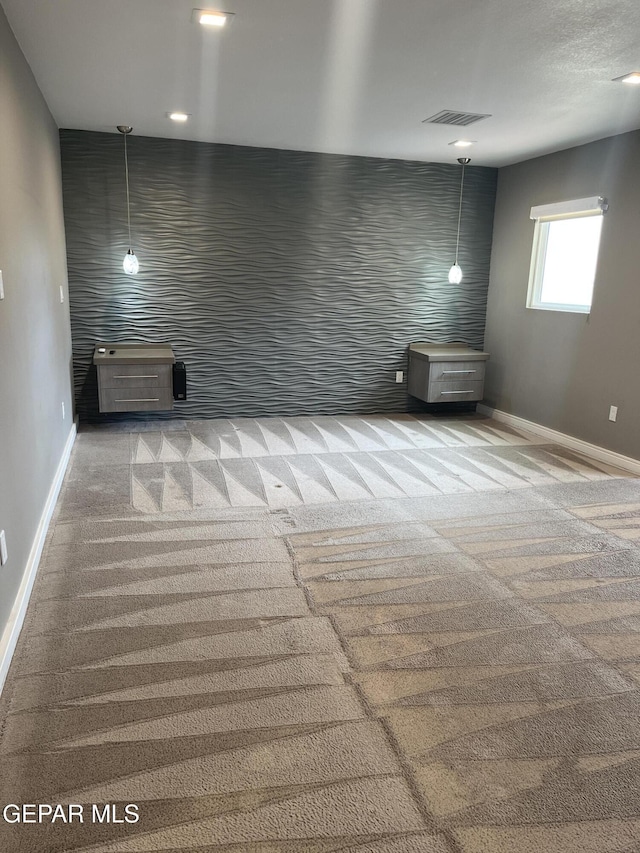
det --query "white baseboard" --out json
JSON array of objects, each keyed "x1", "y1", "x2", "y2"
[
  {"x1": 477, "y1": 404, "x2": 640, "y2": 476},
  {"x1": 0, "y1": 422, "x2": 77, "y2": 696}
]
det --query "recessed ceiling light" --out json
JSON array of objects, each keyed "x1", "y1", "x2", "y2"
[
  {"x1": 200, "y1": 12, "x2": 227, "y2": 26},
  {"x1": 449, "y1": 140, "x2": 475, "y2": 148},
  {"x1": 613, "y1": 72, "x2": 640, "y2": 85},
  {"x1": 168, "y1": 112, "x2": 190, "y2": 122},
  {"x1": 192, "y1": 9, "x2": 234, "y2": 27}
]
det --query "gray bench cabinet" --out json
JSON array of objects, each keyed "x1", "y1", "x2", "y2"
[
  {"x1": 408, "y1": 343, "x2": 489, "y2": 404},
  {"x1": 93, "y1": 343, "x2": 175, "y2": 412}
]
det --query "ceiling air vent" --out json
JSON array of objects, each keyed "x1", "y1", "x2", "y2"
[{"x1": 422, "y1": 110, "x2": 491, "y2": 127}]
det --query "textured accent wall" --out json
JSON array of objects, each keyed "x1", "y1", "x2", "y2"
[{"x1": 60, "y1": 130, "x2": 497, "y2": 420}]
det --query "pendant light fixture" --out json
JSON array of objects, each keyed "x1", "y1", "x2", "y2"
[
  {"x1": 117, "y1": 125, "x2": 139, "y2": 275},
  {"x1": 448, "y1": 156, "x2": 470, "y2": 284}
]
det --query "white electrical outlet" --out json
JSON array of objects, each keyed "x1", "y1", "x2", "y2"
[
  {"x1": 0, "y1": 530, "x2": 7, "y2": 566},
  {"x1": 0, "y1": 270, "x2": 4, "y2": 300},
  {"x1": 62, "y1": 401, "x2": 65, "y2": 420},
  {"x1": 609, "y1": 405, "x2": 618, "y2": 422},
  {"x1": 59, "y1": 285, "x2": 65, "y2": 303},
  {"x1": 395, "y1": 371, "x2": 404, "y2": 383}
]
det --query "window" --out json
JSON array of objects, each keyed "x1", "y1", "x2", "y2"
[{"x1": 527, "y1": 196, "x2": 607, "y2": 313}]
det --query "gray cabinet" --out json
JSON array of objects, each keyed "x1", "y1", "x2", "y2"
[
  {"x1": 94, "y1": 343, "x2": 175, "y2": 413},
  {"x1": 408, "y1": 343, "x2": 489, "y2": 404}
]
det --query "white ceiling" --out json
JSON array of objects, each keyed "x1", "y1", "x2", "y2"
[{"x1": 3, "y1": 0, "x2": 640, "y2": 166}]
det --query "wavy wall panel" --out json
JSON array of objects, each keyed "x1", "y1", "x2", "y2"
[{"x1": 60, "y1": 131, "x2": 497, "y2": 421}]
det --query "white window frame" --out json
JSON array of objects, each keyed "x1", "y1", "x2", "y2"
[{"x1": 526, "y1": 196, "x2": 608, "y2": 314}]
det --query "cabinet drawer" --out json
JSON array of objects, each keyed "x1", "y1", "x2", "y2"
[
  {"x1": 429, "y1": 361, "x2": 485, "y2": 382},
  {"x1": 99, "y1": 387, "x2": 174, "y2": 413},
  {"x1": 98, "y1": 363, "x2": 172, "y2": 389},
  {"x1": 427, "y1": 380, "x2": 484, "y2": 403}
]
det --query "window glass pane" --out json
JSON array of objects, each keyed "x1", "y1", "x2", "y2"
[{"x1": 539, "y1": 216, "x2": 602, "y2": 307}]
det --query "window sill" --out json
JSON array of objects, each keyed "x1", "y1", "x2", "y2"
[{"x1": 526, "y1": 303, "x2": 590, "y2": 315}]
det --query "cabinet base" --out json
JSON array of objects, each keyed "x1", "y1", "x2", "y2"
[{"x1": 410, "y1": 398, "x2": 478, "y2": 415}]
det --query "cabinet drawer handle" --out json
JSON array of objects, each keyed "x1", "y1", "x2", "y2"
[
  {"x1": 114, "y1": 398, "x2": 161, "y2": 403},
  {"x1": 441, "y1": 390, "x2": 474, "y2": 395},
  {"x1": 442, "y1": 369, "x2": 476, "y2": 375},
  {"x1": 113, "y1": 374, "x2": 159, "y2": 379}
]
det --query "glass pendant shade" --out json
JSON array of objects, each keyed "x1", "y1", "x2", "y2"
[
  {"x1": 448, "y1": 157, "x2": 470, "y2": 284},
  {"x1": 448, "y1": 263, "x2": 463, "y2": 284},
  {"x1": 118, "y1": 126, "x2": 139, "y2": 275},
  {"x1": 123, "y1": 249, "x2": 139, "y2": 275}
]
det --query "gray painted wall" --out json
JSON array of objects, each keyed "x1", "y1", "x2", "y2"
[
  {"x1": 0, "y1": 9, "x2": 73, "y2": 640},
  {"x1": 59, "y1": 131, "x2": 497, "y2": 421},
  {"x1": 484, "y1": 130, "x2": 640, "y2": 459}
]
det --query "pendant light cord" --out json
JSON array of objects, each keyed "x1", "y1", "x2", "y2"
[
  {"x1": 123, "y1": 132, "x2": 132, "y2": 249},
  {"x1": 454, "y1": 162, "x2": 466, "y2": 265}
]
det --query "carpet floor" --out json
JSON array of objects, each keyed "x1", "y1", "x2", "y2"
[{"x1": 1, "y1": 413, "x2": 640, "y2": 852}]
